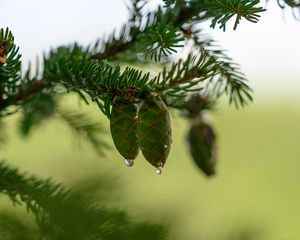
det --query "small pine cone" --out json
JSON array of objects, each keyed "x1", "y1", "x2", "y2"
[
  {"x1": 187, "y1": 117, "x2": 217, "y2": 177},
  {"x1": 0, "y1": 55, "x2": 7, "y2": 64},
  {"x1": 0, "y1": 43, "x2": 7, "y2": 64},
  {"x1": 110, "y1": 101, "x2": 139, "y2": 160},
  {"x1": 137, "y1": 96, "x2": 172, "y2": 168}
]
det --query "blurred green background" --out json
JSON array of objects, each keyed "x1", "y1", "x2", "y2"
[
  {"x1": 1, "y1": 92, "x2": 299, "y2": 240},
  {"x1": 1, "y1": 1, "x2": 300, "y2": 238}
]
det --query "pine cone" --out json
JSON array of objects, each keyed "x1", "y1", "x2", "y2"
[
  {"x1": 110, "y1": 101, "x2": 139, "y2": 161},
  {"x1": 187, "y1": 117, "x2": 217, "y2": 176},
  {"x1": 137, "y1": 96, "x2": 172, "y2": 169}
]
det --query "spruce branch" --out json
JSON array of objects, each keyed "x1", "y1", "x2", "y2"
[
  {"x1": 0, "y1": 79, "x2": 46, "y2": 109},
  {"x1": 188, "y1": 28, "x2": 252, "y2": 107},
  {"x1": 19, "y1": 93, "x2": 56, "y2": 136},
  {"x1": 0, "y1": 161, "x2": 168, "y2": 240},
  {"x1": 15, "y1": 84, "x2": 109, "y2": 154},
  {"x1": 88, "y1": 24, "x2": 133, "y2": 61},
  {"x1": 89, "y1": 0, "x2": 265, "y2": 62},
  {"x1": 0, "y1": 0, "x2": 259, "y2": 160},
  {"x1": 136, "y1": 23, "x2": 184, "y2": 61},
  {"x1": 127, "y1": 0, "x2": 148, "y2": 25},
  {"x1": 0, "y1": 29, "x2": 47, "y2": 111},
  {"x1": 44, "y1": 45, "x2": 247, "y2": 112},
  {"x1": 0, "y1": 0, "x2": 262, "y2": 110},
  {"x1": 17, "y1": 92, "x2": 109, "y2": 154},
  {"x1": 162, "y1": 0, "x2": 177, "y2": 7},
  {"x1": 88, "y1": 4, "x2": 192, "y2": 61},
  {"x1": 274, "y1": 0, "x2": 300, "y2": 8},
  {"x1": 0, "y1": 23, "x2": 252, "y2": 115},
  {"x1": 273, "y1": 0, "x2": 300, "y2": 19},
  {"x1": 0, "y1": 28, "x2": 22, "y2": 99},
  {"x1": 154, "y1": 50, "x2": 219, "y2": 98},
  {"x1": 190, "y1": 0, "x2": 266, "y2": 30},
  {"x1": 43, "y1": 46, "x2": 152, "y2": 117},
  {"x1": 0, "y1": 161, "x2": 65, "y2": 220},
  {"x1": 54, "y1": 107, "x2": 109, "y2": 155}
]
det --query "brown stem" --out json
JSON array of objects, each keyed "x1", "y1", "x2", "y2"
[
  {"x1": 89, "y1": 4, "x2": 195, "y2": 61},
  {"x1": 0, "y1": 79, "x2": 46, "y2": 110},
  {"x1": 155, "y1": 70, "x2": 204, "y2": 94}
]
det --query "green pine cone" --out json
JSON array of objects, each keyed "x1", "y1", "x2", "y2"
[
  {"x1": 137, "y1": 96, "x2": 172, "y2": 169},
  {"x1": 187, "y1": 117, "x2": 217, "y2": 176},
  {"x1": 110, "y1": 101, "x2": 139, "y2": 160}
]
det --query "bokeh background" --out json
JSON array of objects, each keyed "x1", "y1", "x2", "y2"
[{"x1": 1, "y1": 0, "x2": 300, "y2": 239}]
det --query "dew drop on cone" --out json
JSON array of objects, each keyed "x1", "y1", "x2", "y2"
[{"x1": 124, "y1": 159, "x2": 134, "y2": 167}]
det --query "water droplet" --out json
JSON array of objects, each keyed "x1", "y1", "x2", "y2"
[
  {"x1": 155, "y1": 168, "x2": 162, "y2": 175},
  {"x1": 124, "y1": 159, "x2": 134, "y2": 167}
]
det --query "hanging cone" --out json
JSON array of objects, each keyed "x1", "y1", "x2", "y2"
[
  {"x1": 137, "y1": 96, "x2": 172, "y2": 169},
  {"x1": 0, "y1": 42, "x2": 7, "y2": 64},
  {"x1": 110, "y1": 101, "x2": 139, "y2": 161},
  {"x1": 187, "y1": 116, "x2": 217, "y2": 176}
]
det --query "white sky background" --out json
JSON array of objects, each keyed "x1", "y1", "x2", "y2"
[{"x1": 1, "y1": 0, "x2": 300, "y2": 99}]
